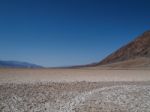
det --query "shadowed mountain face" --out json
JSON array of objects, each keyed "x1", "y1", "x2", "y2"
[
  {"x1": 0, "y1": 60, "x2": 43, "y2": 68},
  {"x1": 98, "y1": 31, "x2": 150, "y2": 66}
]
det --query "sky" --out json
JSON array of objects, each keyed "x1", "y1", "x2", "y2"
[{"x1": 0, "y1": 0, "x2": 150, "y2": 67}]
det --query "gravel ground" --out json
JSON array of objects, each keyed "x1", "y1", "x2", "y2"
[{"x1": 1, "y1": 81, "x2": 150, "y2": 112}]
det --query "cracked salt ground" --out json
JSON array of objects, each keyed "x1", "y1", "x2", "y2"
[
  {"x1": 1, "y1": 82, "x2": 150, "y2": 112},
  {"x1": 61, "y1": 85, "x2": 150, "y2": 112}
]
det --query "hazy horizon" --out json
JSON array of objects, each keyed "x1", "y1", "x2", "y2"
[{"x1": 0, "y1": 0, "x2": 150, "y2": 67}]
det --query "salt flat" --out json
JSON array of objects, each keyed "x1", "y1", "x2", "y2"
[
  {"x1": 1, "y1": 82, "x2": 150, "y2": 112},
  {"x1": 0, "y1": 68, "x2": 150, "y2": 112},
  {"x1": 0, "y1": 68, "x2": 150, "y2": 83}
]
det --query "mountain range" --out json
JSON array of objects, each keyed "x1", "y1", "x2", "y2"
[{"x1": 0, "y1": 60, "x2": 43, "y2": 68}]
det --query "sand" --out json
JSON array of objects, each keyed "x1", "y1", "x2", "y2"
[{"x1": 0, "y1": 68, "x2": 150, "y2": 112}]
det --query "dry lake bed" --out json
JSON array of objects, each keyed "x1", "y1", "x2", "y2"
[{"x1": 0, "y1": 68, "x2": 150, "y2": 112}]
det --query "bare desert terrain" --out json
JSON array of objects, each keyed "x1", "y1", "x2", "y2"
[
  {"x1": 0, "y1": 68, "x2": 150, "y2": 83},
  {"x1": 0, "y1": 68, "x2": 150, "y2": 112}
]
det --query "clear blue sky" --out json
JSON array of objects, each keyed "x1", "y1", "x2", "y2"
[{"x1": 0, "y1": 0, "x2": 150, "y2": 67}]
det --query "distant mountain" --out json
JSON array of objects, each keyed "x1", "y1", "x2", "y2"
[
  {"x1": 0, "y1": 60, "x2": 43, "y2": 68},
  {"x1": 94, "y1": 31, "x2": 150, "y2": 68}
]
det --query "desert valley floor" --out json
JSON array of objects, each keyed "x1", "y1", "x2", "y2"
[{"x1": 0, "y1": 68, "x2": 150, "y2": 112}]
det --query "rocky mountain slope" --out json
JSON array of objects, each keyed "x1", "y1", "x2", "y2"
[{"x1": 97, "y1": 31, "x2": 150, "y2": 67}]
